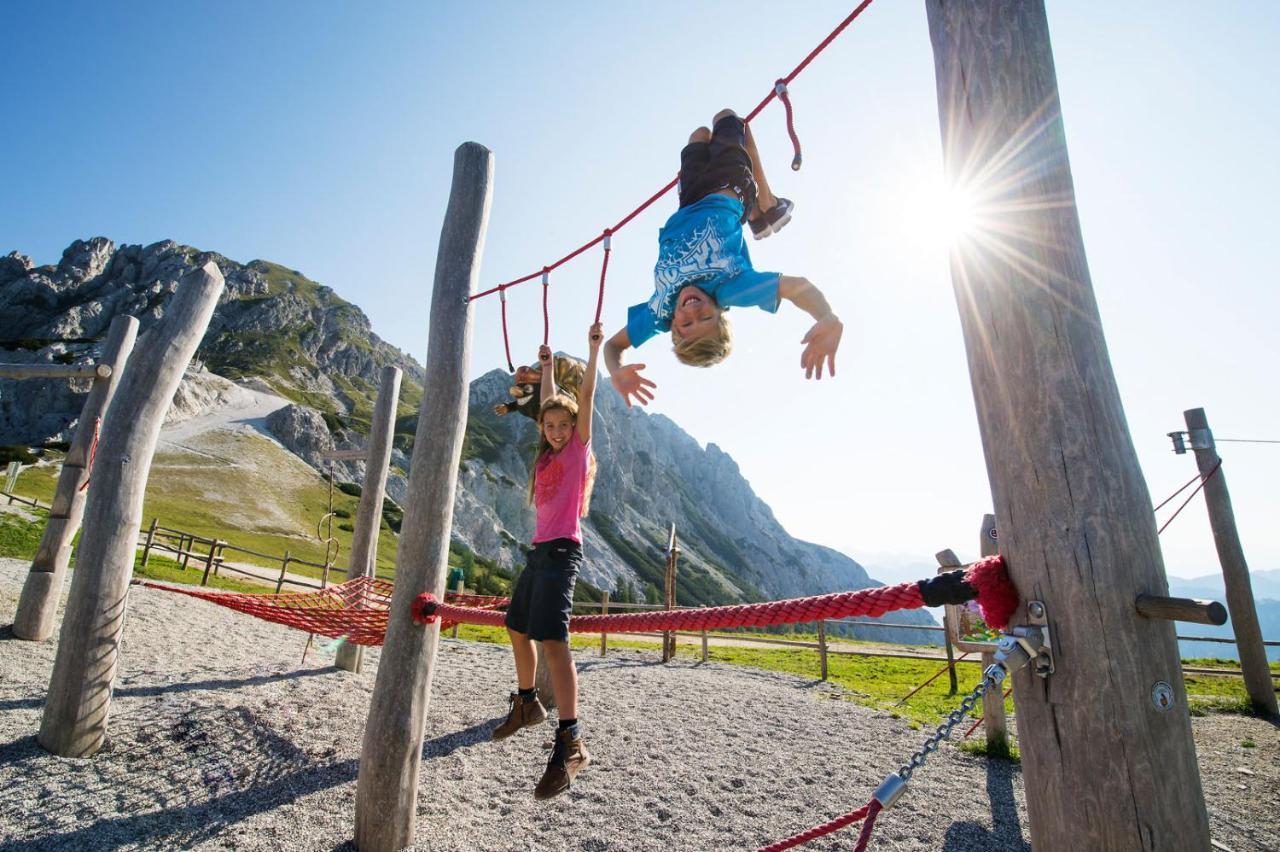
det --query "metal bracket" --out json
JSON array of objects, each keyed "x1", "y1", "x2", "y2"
[
  {"x1": 1007, "y1": 600, "x2": 1053, "y2": 677},
  {"x1": 1169, "y1": 428, "x2": 1214, "y2": 453}
]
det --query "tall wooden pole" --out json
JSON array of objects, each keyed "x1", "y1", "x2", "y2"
[
  {"x1": 14, "y1": 314, "x2": 139, "y2": 640},
  {"x1": 925, "y1": 3, "x2": 1210, "y2": 847},
  {"x1": 977, "y1": 514, "x2": 1008, "y2": 750},
  {"x1": 38, "y1": 263, "x2": 224, "y2": 757},
  {"x1": 354, "y1": 142, "x2": 491, "y2": 851},
  {"x1": 336, "y1": 365, "x2": 403, "y2": 674},
  {"x1": 1182, "y1": 408, "x2": 1277, "y2": 715}
]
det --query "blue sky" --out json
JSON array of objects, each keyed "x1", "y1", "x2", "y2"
[{"x1": 4, "y1": 1, "x2": 1278, "y2": 582}]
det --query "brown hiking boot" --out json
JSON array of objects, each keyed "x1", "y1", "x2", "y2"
[
  {"x1": 534, "y1": 727, "x2": 590, "y2": 800},
  {"x1": 491, "y1": 692, "x2": 547, "y2": 741}
]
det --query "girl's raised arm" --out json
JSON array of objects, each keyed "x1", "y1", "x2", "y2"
[{"x1": 578, "y1": 323, "x2": 604, "y2": 444}]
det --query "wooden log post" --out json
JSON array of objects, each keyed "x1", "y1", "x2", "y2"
[
  {"x1": 599, "y1": 591, "x2": 609, "y2": 657},
  {"x1": 200, "y1": 538, "x2": 219, "y2": 586},
  {"x1": 1181, "y1": 408, "x2": 1277, "y2": 715},
  {"x1": 1135, "y1": 595, "x2": 1228, "y2": 627},
  {"x1": 663, "y1": 524, "x2": 677, "y2": 662},
  {"x1": 449, "y1": 578, "x2": 464, "y2": 640},
  {"x1": 816, "y1": 620, "x2": 828, "y2": 681},
  {"x1": 139, "y1": 517, "x2": 158, "y2": 570},
  {"x1": 179, "y1": 533, "x2": 193, "y2": 571},
  {"x1": 977, "y1": 516, "x2": 1009, "y2": 752},
  {"x1": 13, "y1": 315, "x2": 140, "y2": 641},
  {"x1": 0, "y1": 363, "x2": 113, "y2": 381},
  {"x1": 926, "y1": 4, "x2": 1211, "y2": 845},
  {"x1": 275, "y1": 550, "x2": 291, "y2": 594},
  {"x1": 354, "y1": 142, "x2": 492, "y2": 852},
  {"x1": 336, "y1": 365, "x2": 403, "y2": 674},
  {"x1": 38, "y1": 262, "x2": 225, "y2": 758},
  {"x1": 701, "y1": 606, "x2": 709, "y2": 663}
]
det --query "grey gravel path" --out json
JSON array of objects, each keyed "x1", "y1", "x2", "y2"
[{"x1": 0, "y1": 558, "x2": 1274, "y2": 851}]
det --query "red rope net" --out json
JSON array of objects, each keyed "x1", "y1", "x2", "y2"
[{"x1": 136, "y1": 577, "x2": 508, "y2": 647}]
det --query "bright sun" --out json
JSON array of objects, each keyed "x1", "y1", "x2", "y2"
[{"x1": 938, "y1": 184, "x2": 980, "y2": 243}]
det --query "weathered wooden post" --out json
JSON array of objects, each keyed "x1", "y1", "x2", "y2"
[
  {"x1": 38, "y1": 262, "x2": 225, "y2": 757},
  {"x1": 336, "y1": 365, "x2": 403, "y2": 674},
  {"x1": 816, "y1": 620, "x2": 828, "y2": 681},
  {"x1": 354, "y1": 142, "x2": 492, "y2": 851},
  {"x1": 200, "y1": 538, "x2": 219, "y2": 586},
  {"x1": 275, "y1": 550, "x2": 291, "y2": 594},
  {"x1": 926, "y1": 3, "x2": 1210, "y2": 845},
  {"x1": 1177, "y1": 408, "x2": 1277, "y2": 715},
  {"x1": 449, "y1": 577, "x2": 464, "y2": 640},
  {"x1": 13, "y1": 314, "x2": 140, "y2": 641},
  {"x1": 977, "y1": 515, "x2": 1008, "y2": 750},
  {"x1": 663, "y1": 524, "x2": 678, "y2": 662},
  {"x1": 139, "y1": 517, "x2": 158, "y2": 570},
  {"x1": 599, "y1": 591, "x2": 609, "y2": 657}
]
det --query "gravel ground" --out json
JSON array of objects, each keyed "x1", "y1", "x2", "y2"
[{"x1": 0, "y1": 557, "x2": 1275, "y2": 851}]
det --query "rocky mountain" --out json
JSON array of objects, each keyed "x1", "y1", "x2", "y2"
[{"x1": 1, "y1": 237, "x2": 938, "y2": 642}]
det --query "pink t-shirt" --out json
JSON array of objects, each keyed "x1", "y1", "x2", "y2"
[{"x1": 533, "y1": 431, "x2": 591, "y2": 544}]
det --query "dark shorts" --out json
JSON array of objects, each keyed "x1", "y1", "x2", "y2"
[
  {"x1": 504, "y1": 539, "x2": 582, "y2": 642},
  {"x1": 678, "y1": 114, "x2": 757, "y2": 216}
]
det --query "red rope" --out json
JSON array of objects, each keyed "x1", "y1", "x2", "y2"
[
  {"x1": 1153, "y1": 471, "x2": 1202, "y2": 514},
  {"x1": 758, "y1": 799, "x2": 880, "y2": 852},
  {"x1": 469, "y1": 0, "x2": 876, "y2": 306},
  {"x1": 541, "y1": 269, "x2": 551, "y2": 347},
  {"x1": 595, "y1": 231, "x2": 612, "y2": 325},
  {"x1": 499, "y1": 288, "x2": 514, "y2": 372},
  {"x1": 76, "y1": 417, "x2": 101, "y2": 493},
  {"x1": 897, "y1": 652, "x2": 971, "y2": 705},
  {"x1": 417, "y1": 556, "x2": 1017, "y2": 634},
  {"x1": 1157, "y1": 460, "x2": 1221, "y2": 535},
  {"x1": 774, "y1": 81, "x2": 802, "y2": 171}
]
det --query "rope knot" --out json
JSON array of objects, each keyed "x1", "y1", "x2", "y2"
[{"x1": 412, "y1": 593, "x2": 440, "y2": 625}]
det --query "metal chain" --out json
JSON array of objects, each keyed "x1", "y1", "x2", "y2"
[{"x1": 896, "y1": 667, "x2": 1000, "y2": 782}]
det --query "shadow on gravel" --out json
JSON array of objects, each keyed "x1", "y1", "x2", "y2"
[
  {"x1": 0, "y1": 703, "x2": 359, "y2": 851},
  {"x1": 422, "y1": 719, "x2": 498, "y2": 759},
  {"x1": 940, "y1": 756, "x2": 1029, "y2": 851},
  {"x1": 0, "y1": 667, "x2": 334, "y2": 713}
]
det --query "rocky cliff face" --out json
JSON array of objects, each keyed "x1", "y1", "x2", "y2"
[{"x1": 1, "y1": 237, "x2": 936, "y2": 641}]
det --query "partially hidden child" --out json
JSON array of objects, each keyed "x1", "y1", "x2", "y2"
[
  {"x1": 604, "y1": 108, "x2": 844, "y2": 407},
  {"x1": 491, "y1": 322, "x2": 603, "y2": 800}
]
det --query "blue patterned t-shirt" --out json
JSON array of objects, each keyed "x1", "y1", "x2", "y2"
[{"x1": 626, "y1": 195, "x2": 780, "y2": 348}]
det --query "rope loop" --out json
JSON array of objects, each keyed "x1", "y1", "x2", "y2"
[
  {"x1": 541, "y1": 269, "x2": 551, "y2": 347},
  {"x1": 775, "y1": 78, "x2": 803, "y2": 171},
  {"x1": 498, "y1": 286, "x2": 515, "y2": 373}
]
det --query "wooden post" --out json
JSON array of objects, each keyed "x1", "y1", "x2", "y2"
[
  {"x1": 449, "y1": 578, "x2": 464, "y2": 640},
  {"x1": 599, "y1": 591, "x2": 609, "y2": 657},
  {"x1": 13, "y1": 315, "x2": 139, "y2": 641},
  {"x1": 179, "y1": 533, "x2": 192, "y2": 570},
  {"x1": 926, "y1": 4, "x2": 1210, "y2": 845},
  {"x1": 139, "y1": 517, "x2": 158, "y2": 571},
  {"x1": 816, "y1": 620, "x2": 828, "y2": 681},
  {"x1": 1180, "y1": 408, "x2": 1277, "y2": 715},
  {"x1": 0, "y1": 363, "x2": 113, "y2": 380},
  {"x1": 1135, "y1": 595, "x2": 1228, "y2": 626},
  {"x1": 700, "y1": 606, "x2": 709, "y2": 663},
  {"x1": 275, "y1": 550, "x2": 291, "y2": 594},
  {"x1": 336, "y1": 365, "x2": 403, "y2": 674},
  {"x1": 663, "y1": 524, "x2": 677, "y2": 662},
  {"x1": 977, "y1": 516, "x2": 1009, "y2": 751},
  {"x1": 941, "y1": 610, "x2": 959, "y2": 694},
  {"x1": 38, "y1": 262, "x2": 224, "y2": 758},
  {"x1": 200, "y1": 538, "x2": 218, "y2": 586},
  {"x1": 355, "y1": 142, "x2": 492, "y2": 852}
]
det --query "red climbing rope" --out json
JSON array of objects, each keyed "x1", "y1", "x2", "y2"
[
  {"x1": 417, "y1": 555, "x2": 1017, "y2": 635},
  {"x1": 499, "y1": 288, "x2": 515, "y2": 373},
  {"x1": 758, "y1": 798, "x2": 882, "y2": 852},
  {"x1": 1157, "y1": 460, "x2": 1221, "y2": 535},
  {"x1": 468, "y1": 0, "x2": 878, "y2": 356},
  {"x1": 77, "y1": 417, "x2": 101, "y2": 493},
  {"x1": 595, "y1": 231, "x2": 612, "y2": 325},
  {"x1": 541, "y1": 269, "x2": 551, "y2": 347}
]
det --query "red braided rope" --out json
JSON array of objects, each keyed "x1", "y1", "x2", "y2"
[
  {"x1": 499, "y1": 289, "x2": 514, "y2": 373},
  {"x1": 469, "y1": 0, "x2": 876, "y2": 306},
  {"x1": 417, "y1": 556, "x2": 1016, "y2": 635},
  {"x1": 1157, "y1": 459, "x2": 1221, "y2": 535},
  {"x1": 594, "y1": 232, "x2": 612, "y2": 325},
  {"x1": 774, "y1": 81, "x2": 803, "y2": 171},
  {"x1": 758, "y1": 798, "x2": 880, "y2": 852},
  {"x1": 541, "y1": 269, "x2": 551, "y2": 347},
  {"x1": 76, "y1": 416, "x2": 101, "y2": 493}
]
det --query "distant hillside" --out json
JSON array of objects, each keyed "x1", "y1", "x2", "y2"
[
  {"x1": 1167, "y1": 572, "x2": 1280, "y2": 662},
  {"x1": 0, "y1": 237, "x2": 938, "y2": 643}
]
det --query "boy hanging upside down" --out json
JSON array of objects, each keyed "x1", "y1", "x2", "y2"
[{"x1": 603, "y1": 108, "x2": 844, "y2": 407}]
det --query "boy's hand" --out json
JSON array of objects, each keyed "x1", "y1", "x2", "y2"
[
  {"x1": 588, "y1": 323, "x2": 604, "y2": 353},
  {"x1": 537, "y1": 344, "x2": 552, "y2": 366},
  {"x1": 610, "y1": 364, "x2": 656, "y2": 407},
  {"x1": 800, "y1": 315, "x2": 843, "y2": 380}
]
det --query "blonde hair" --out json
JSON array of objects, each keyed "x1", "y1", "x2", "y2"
[
  {"x1": 527, "y1": 394, "x2": 598, "y2": 517},
  {"x1": 672, "y1": 312, "x2": 733, "y2": 367}
]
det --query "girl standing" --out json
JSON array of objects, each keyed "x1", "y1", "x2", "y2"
[{"x1": 492, "y1": 322, "x2": 602, "y2": 801}]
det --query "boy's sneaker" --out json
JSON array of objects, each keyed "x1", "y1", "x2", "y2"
[
  {"x1": 533, "y1": 727, "x2": 591, "y2": 800},
  {"x1": 749, "y1": 197, "x2": 794, "y2": 240},
  {"x1": 491, "y1": 692, "x2": 547, "y2": 741}
]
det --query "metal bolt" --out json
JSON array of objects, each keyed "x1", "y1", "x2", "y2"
[
  {"x1": 1151, "y1": 682, "x2": 1174, "y2": 712},
  {"x1": 1028, "y1": 601, "x2": 1045, "y2": 619}
]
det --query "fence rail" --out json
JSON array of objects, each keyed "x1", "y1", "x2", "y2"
[{"x1": 2, "y1": 490, "x2": 49, "y2": 511}]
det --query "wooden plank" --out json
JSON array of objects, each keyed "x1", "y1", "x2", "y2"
[
  {"x1": 1136, "y1": 595, "x2": 1228, "y2": 626},
  {"x1": 1183, "y1": 408, "x2": 1277, "y2": 713},
  {"x1": 337, "y1": 365, "x2": 402, "y2": 674},
  {"x1": 38, "y1": 262, "x2": 224, "y2": 757},
  {"x1": 926, "y1": 3, "x2": 1210, "y2": 844},
  {"x1": 354, "y1": 142, "x2": 491, "y2": 852},
  {"x1": 0, "y1": 362, "x2": 111, "y2": 380}
]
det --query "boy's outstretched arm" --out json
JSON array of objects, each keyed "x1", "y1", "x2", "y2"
[
  {"x1": 577, "y1": 324, "x2": 604, "y2": 443},
  {"x1": 538, "y1": 344, "x2": 555, "y2": 400},
  {"x1": 778, "y1": 275, "x2": 843, "y2": 380},
  {"x1": 603, "y1": 326, "x2": 657, "y2": 407}
]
